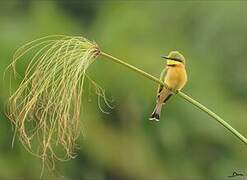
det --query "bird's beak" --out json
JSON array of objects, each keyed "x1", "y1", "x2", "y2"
[{"x1": 161, "y1": 55, "x2": 169, "y2": 60}]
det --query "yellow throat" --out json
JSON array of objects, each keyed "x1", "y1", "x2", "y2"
[{"x1": 167, "y1": 59, "x2": 182, "y2": 66}]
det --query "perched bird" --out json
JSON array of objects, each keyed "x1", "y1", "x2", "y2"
[{"x1": 149, "y1": 51, "x2": 188, "y2": 121}]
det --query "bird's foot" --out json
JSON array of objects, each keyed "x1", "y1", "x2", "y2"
[{"x1": 174, "y1": 90, "x2": 180, "y2": 94}]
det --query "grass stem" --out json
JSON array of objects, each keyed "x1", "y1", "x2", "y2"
[{"x1": 100, "y1": 51, "x2": 247, "y2": 146}]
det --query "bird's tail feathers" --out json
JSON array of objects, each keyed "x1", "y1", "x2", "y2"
[
  {"x1": 149, "y1": 92, "x2": 173, "y2": 121},
  {"x1": 149, "y1": 103, "x2": 162, "y2": 121}
]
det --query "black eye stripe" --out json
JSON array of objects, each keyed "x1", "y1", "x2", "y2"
[
  {"x1": 167, "y1": 64, "x2": 177, "y2": 67},
  {"x1": 167, "y1": 57, "x2": 183, "y2": 62}
]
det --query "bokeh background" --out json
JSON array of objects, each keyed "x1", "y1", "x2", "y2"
[{"x1": 0, "y1": 1, "x2": 247, "y2": 179}]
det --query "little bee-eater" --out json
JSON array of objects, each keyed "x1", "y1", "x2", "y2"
[{"x1": 150, "y1": 51, "x2": 188, "y2": 121}]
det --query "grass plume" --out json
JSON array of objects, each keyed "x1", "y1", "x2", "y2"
[{"x1": 6, "y1": 35, "x2": 100, "y2": 166}]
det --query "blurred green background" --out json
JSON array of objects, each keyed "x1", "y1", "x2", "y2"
[{"x1": 0, "y1": 1, "x2": 247, "y2": 179}]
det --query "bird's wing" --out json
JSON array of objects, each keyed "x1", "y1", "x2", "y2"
[{"x1": 157, "y1": 68, "x2": 167, "y2": 97}]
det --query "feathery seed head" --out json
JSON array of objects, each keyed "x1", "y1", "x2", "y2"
[{"x1": 6, "y1": 35, "x2": 101, "y2": 166}]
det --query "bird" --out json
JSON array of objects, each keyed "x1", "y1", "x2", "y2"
[{"x1": 149, "y1": 51, "x2": 188, "y2": 121}]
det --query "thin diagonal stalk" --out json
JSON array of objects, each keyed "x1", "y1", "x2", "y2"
[
  {"x1": 100, "y1": 52, "x2": 168, "y2": 89},
  {"x1": 177, "y1": 91, "x2": 247, "y2": 145},
  {"x1": 100, "y1": 51, "x2": 247, "y2": 145}
]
